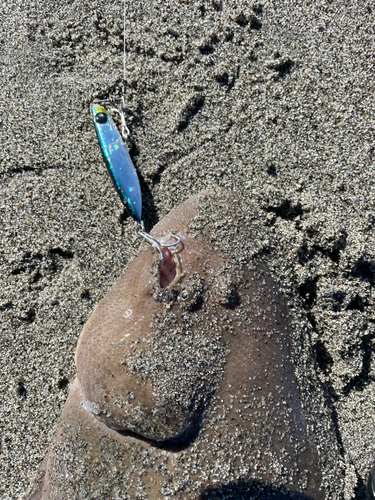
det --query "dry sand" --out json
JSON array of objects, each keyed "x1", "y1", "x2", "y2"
[{"x1": 1, "y1": 0, "x2": 374, "y2": 498}]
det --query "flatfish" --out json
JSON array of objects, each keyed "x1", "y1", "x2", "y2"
[{"x1": 27, "y1": 191, "x2": 329, "y2": 499}]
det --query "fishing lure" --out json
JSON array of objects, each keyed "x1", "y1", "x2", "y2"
[
  {"x1": 92, "y1": 103, "x2": 142, "y2": 222},
  {"x1": 92, "y1": 103, "x2": 180, "y2": 262}
]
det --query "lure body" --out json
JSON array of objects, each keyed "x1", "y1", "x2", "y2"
[{"x1": 92, "y1": 104, "x2": 142, "y2": 222}]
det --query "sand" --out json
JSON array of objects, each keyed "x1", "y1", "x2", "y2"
[{"x1": 0, "y1": 0, "x2": 374, "y2": 498}]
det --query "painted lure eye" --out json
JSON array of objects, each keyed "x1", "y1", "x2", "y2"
[{"x1": 95, "y1": 112, "x2": 108, "y2": 124}]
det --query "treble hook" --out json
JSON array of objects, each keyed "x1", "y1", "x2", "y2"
[{"x1": 135, "y1": 221, "x2": 181, "y2": 265}]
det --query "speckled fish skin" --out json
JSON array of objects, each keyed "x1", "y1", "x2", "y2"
[
  {"x1": 92, "y1": 104, "x2": 142, "y2": 222},
  {"x1": 27, "y1": 191, "x2": 328, "y2": 499}
]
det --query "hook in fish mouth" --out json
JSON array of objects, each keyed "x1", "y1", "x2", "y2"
[{"x1": 135, "y1": 221, "x2": 181, "y2": 266}]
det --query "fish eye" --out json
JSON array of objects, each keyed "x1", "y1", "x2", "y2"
[
  {"x1": 95, "y1": 112, "x2": 108, "y2": 124},
  {"x1": 212, "y1": 280, "x2": 238, "y2": 307},
  {"x1": 177, "y1": 274, "x2": 204, "y2": 310}
]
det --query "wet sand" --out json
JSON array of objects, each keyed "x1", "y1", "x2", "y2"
[{"x1": 1, "y1": 0, "x2": 374, "y2": 498}]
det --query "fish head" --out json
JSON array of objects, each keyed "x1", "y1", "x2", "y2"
[{"x1": 75, "y1": 192, "x2": 243, "y2": 442}]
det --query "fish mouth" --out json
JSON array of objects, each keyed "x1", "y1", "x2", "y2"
[{"x1": 159, "y1": 246, "x2": 184, "y2": 288}]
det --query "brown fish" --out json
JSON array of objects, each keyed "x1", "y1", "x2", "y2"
[{"x1": 28, "y1": 191, "x2": 329, "y2": 499}]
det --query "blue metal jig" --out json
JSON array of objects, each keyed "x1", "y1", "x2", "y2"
[
  {"x1": 91, "y1": 102, "x2": 180, "y2": 263},
  {"x1": 92, "y1": 103, "x2": 142, "y2": 222}
]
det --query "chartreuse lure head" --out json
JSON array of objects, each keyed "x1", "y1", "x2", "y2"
[
  {"x1": 92, "y1": 103, "x2": 142, "y2": 222},
  {"x1": 92, "y1": 103, "x2": 109, "y2": 124}
]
